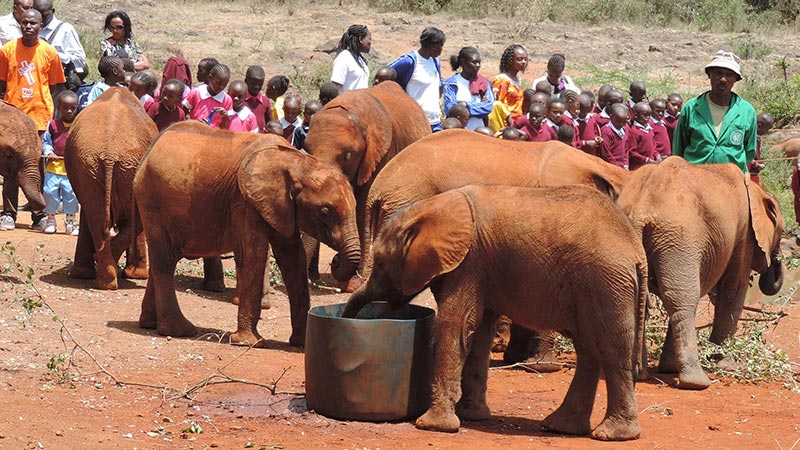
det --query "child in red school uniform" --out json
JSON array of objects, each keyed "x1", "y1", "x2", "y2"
[
  {"x1": 649, "y1": 98, "x2": 671, "y2": 159},
  {"x1": 544, "y1": 98, "x2": 566, "y2": 135},
  {"x1": 183, "y1": 63, "x2": 232, "y2": 129},
  {"x1": 627, "y1": 102, "x2": 660, "y2": 170},
  {"x1": 513, "y1": 102, "x2": 556, "y2": 142},
  {"x1": 147, "y1": 79, "x2": 186, "y2": 132},
  {"x1": 751, "y1": 112, "x2": 773, "y2": 186},
  {"x1": 279, "y1": 93, "x2": 303, "y2": 144},
  {"x1": 585, "y1": 89, "x2": 624, "y2": 142},
  {"x1": 592, "y1": 84, "x2": 612, "y2": 114},
  {"x1": 196, "y1": 57, "x2": 218, "y2": 87},
  {"x1": 244, "y1": 65, "x2": 271, "y2": 133},
  {"x1": 627, "y1": 80, "x2": 647, "y2": 119},
  {"x1": 664, "y1": 93, "x2": 683, "y2": 146},
  {"x1": 221, "y1": 80, "x2": 259, "y2": 133},
  {"x1": 129, "y1": 71, "x2": 155, "y2": 110},
  {"x1": 599, "y1": 103, "x2": 630, "y2": 169},
  {"x1": 575, "y1": 93, "x2": 602, "y2": 155},
  {"x1": 560, "y1": 89, "x2": 579, "y2": 128}
]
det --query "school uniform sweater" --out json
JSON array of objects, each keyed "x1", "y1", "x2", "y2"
[
  {"x1": 599, "y1": 122, "x2": 630, "y2": 169},
  {"x1": 627, "y1": 122, "x2": 659, "y2": 170},
  {"x1": 513, "y1": 116, "x2": 556, "y2": 142},
  {"x1": 650, "y1": 118, "x2": 672, "y2": 158}
]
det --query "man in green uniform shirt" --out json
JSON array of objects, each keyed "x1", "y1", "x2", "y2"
[{"x1": 672, "y1": 51, "x2": 757, "y2": 173}]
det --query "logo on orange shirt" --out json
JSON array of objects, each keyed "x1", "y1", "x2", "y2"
[{"x1": 18, "y1": 60, "x2": 36, "y2": 85}]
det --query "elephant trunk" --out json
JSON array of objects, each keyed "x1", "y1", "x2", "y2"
[
  {"x1": 758, "y1": 254, "x2": 783, "y2": 296},
  {"x1": 341, "y1": 284, "x2": 372, "y2": 318},
  {"x1": 331, "y1": 227, "x2": 361, "y2": 283},
  {"x1": 19, "y1": 164, "x2": 45, "y2": 211}
]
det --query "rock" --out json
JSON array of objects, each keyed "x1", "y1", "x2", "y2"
[{"x1": 648, "y1": 45, "x2": 661, "y2": 52}]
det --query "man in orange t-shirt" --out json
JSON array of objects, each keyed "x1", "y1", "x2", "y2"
[{"x1": 0, "y1": 9, "x2": 64, "y2": 132}]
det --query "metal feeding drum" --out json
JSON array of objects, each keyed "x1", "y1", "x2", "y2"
[{"x1": 305, "y1": 302, "x2": 434, "y2": 421}]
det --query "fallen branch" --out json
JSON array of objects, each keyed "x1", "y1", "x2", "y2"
[{"x1": 492, "y1": 360, "x2": 575, "y2": 373}]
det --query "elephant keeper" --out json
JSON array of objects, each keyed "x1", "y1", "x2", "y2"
[{"x1": 672, "y1": 50, "x2": 757, "y2": 173}]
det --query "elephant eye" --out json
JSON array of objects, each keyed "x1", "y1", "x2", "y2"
[
  {"x1": 343, "y1": 151, "x2": 353, "y2": 161},
  {"x1": 320, "y1": 206, "x2": 330, "y2": 217}
]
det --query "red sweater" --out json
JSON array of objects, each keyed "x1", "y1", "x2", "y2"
[
  {"x1": 584, "y1": 112, "x2": 611, "y2": 141},
  {"x1": 627, "y1": 123, "x2": 659, "y2": 170},
  {"x1": 599, "y1": 123, "x2": 630, "y2": 169},
  {"x1": 650, "y1": 119, "x2": 671, "y2": 158},
  {"x1": 514, "y1": 116, "x2": 556, "y2": 142},
  {"x1": 663, "y1": 113, "x2": 679, "y2": 147}
]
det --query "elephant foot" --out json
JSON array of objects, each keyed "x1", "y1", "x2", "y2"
[
  {"x1": 676, "y1": 370, "x2": 712, "y2": 390},
  {"x1": 123, "y1": 265, "x2": 148, "y2": 280},
  {"x1": 229, "y1": 330, "x2": 266, "y2": 348},
  {"x1": 69, "y1": 265, "x2": 96, "y2": 280},
  {"x1": 138, "y1": 311, "x2": 157, "y2": 329},
  {"x1": 201, "y1": 278, "x2": 226, "y2": 292},
  {"x1": 157, "y1": 317, "x2": 197, "y2": 338},
  {"x1": 542, "y1": 409, "x2": 591, "y2": 436},
  {"x1": 94, "y1": 276, "x2": 118, "y2": 290},
  {"x1": 415, "y1": 408, "x2": 460, "y2": 433},
  {"x1": 289, "y1": 332, "x2": 305, "y2": 348},
  {"x1": 491, "y1": 316, "x2": 512, "y2": 353},
  {"x1": 591, "y1": 417, "x2": 640, "y2": 441},
  {"x1": 455, "y1": 397, "x2": 491, "y2": 421},
  {"x1": 712, "y1": 353, "x2": 737, "y2": 372},
  {"x1": 260, "y1": 294, "x2": 272, "y2": 310}
]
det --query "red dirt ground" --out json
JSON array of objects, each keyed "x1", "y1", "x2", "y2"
[{"x1": 1, "y1": 208, "x2": 799, "y2": 450}]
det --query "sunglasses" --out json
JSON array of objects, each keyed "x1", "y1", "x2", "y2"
[{"x1": 109, "y1": 25, "x2": 125, "y2": 31}]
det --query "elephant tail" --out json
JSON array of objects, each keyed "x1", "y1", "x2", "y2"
[
  {"x1": 633, "y1": 261, "x2": 649, "y2": 383},
  {"x1": 101, "y1": 160, "x2": 114, "y2": 245}
]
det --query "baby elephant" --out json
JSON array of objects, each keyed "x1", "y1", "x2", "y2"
[{"x1": 343, "y1": 185, "x2": 647, "y2": 441}]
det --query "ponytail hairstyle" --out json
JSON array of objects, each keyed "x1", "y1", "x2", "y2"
[
  {"x1": 449, "y1": 46, "x2": 480, "y2": 72},
  {"x1": 337, "y1": 24, "x2": 369, "y2": 66}
]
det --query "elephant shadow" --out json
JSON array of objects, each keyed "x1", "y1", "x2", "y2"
[
  {"x1": 104, "y1": 319, "x2": 303, "y2": 353},
  {"x1": 458, "y1": 415, "x2": 584, "y2": 439},
  {"x1": 38, "y1": 264, "x2": 146, "y2": 290}
]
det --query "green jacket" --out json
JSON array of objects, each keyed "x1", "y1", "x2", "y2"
[{"x1": 672, "y1": 91, "x2": 757, "y2": 173}]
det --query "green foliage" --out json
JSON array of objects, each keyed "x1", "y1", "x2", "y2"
[
  {"x1": 573, "y1": 65, "x2": 679, "y2": 100},
  {"x1": 289, "y1": 60, "x2": 331, "y2": 105},
  {"x1": 697, "y1": 317, "x2": 797, "y2": 389},
  {"x1": 738, "y1": 70, "x2": 800, "y2": 120},
  {"x1": 728, "y1": 34, "x2": 772, "y2": 60}
]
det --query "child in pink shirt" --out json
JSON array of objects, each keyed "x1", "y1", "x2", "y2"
[
  {"x1": 221, "y1": 80, "x2": 259, "y2": 133},
  {"x1": 627, "y1": 102, "x2": 660, "y2": 170},
  {"x1": 183, "y1": 63, "x2": 232, "y2": 129}
]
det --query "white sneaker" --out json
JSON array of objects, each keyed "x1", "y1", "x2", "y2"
[
  {"x1": 65, "y1": 217, "x2": 79, "y2": 236},
  {"x1": 0, "y1": 215, "x2": 14, "y2": 230},
  {"x1": 43, "y1": 215, "x2": 56, "y2": 234}
]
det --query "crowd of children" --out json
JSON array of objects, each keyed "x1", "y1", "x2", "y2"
[{"x1": 31, "y1": 43, "x2": 781, "y2": 235}]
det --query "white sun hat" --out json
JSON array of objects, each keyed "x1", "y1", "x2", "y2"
[{"x1": 704, "y1": 50, "x2": 742, "y2": 81}]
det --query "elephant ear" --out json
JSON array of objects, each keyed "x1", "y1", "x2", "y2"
[
  {"x1": 347, "y1": 93, "x2": 392, "y2": 187},
  {"x1": 746, "y1": 177, "x2": 783, "y2": 268},
  {"x1": 400, "y1": 190, "x2": 475, "y2": 295},
  {"x1": 238, "y1": 147, "x2": 296, "y2": 237}
]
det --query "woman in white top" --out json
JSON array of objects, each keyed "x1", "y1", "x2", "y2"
[
  {"x1": 330, "y1": 24, "x2": 371, "y2": 92},
  {"x1": 531, "y1": 53, "x2": 580, "y2": 95}
]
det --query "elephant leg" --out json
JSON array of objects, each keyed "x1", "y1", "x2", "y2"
[
  {"x1": 542, "y1": 342, "x2": 598, "y2": 436},
  {"x1": 69, "y1": 209, "x2": 97, "y2": 279},
  {"x1": 657, "y1": 322, "x2": 677, "y2": 373},
  {"x1": 140, "y1": 238, "x2": 195, "y2": 336},
  {"x1": 655, "y1": 257, "x2": 710, "y2": 390},
  {"x1": 504, "y1": 325, "x2": 561, "y2": 372},
  {"x1": 259, "y1": 247, "x2": 273, "y2": 310},
  {"x1": 228, "y1": 236, "x2": 268, "y2": 348},
  {"x1": 270, "y1": 232, "x2": 310, "y2": 347},
  {"x1": 455, "y1": 310, "x2": 496, "y2": 421},
  {"x1": 122, "y1": 214, "x2": 148, "y2": 279},
  {"x1": 201, "y1": 256, "x2": 225, "y2": 292},
  {"x1": 416, "y1": 291, "x2": 482, "y2": 433},
  {"x1": 592, "y1": 340, "x2": 640, "y2": 440},
  {"x1": 1, "y1": 175, "x2": 19, "y2": 218},
  {"x1": 300, "y1": 234, "x2": 320, "y2": 281}
]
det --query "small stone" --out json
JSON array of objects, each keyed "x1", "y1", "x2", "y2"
[
  {"x1": 210, "y1": 443, "x2": 219, "y2": 448},
  {"x1": 55, "y1": 431, "x2": 64, "y2": 437}
]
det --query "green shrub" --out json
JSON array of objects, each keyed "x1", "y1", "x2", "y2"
[{"x1": 728, "y1": 34, "x2": 772, "y2": 59}]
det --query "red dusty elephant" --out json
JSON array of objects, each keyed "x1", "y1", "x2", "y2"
[
  {"x1": 304, "y1": 81, "x2": 431, "y2": 290},
  {"x1": 0, "y1": 101, "x2": 45, "y2": 229},
  {"x1": 134, "y1": 121, "x2": 360, "y2": 347},
  {"x1": 617, "y1": 157, "x2": 784, "y2": 390},
  {"x1": 65, "y1": 88, "x2": 158, "y2": 290}
]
